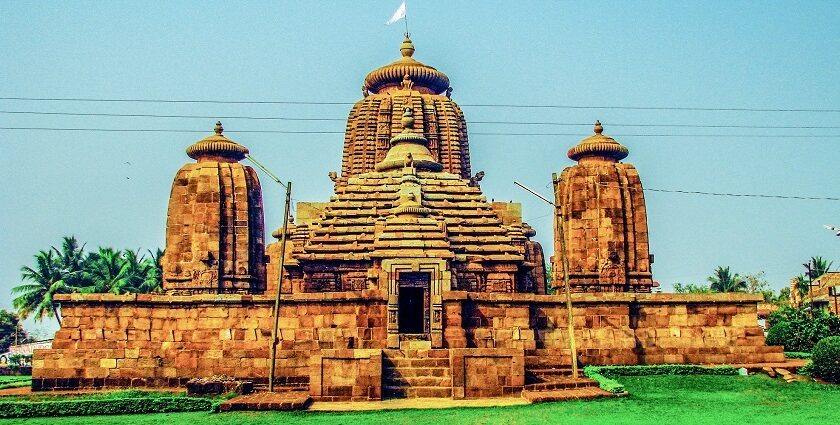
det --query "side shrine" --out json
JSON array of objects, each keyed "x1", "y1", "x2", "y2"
[{"x1": 33, "y1": 36, "x2": 783, "y2": 400}]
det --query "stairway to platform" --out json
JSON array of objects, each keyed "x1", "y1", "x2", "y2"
[{"x1": 382, "y1": 349, "x2": 452, "y2": 398}]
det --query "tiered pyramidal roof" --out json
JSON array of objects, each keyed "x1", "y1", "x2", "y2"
[{"x1": 277, "y1": 37, "x2": 546, "y2": 295}]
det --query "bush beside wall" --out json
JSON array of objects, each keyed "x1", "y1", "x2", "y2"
[
  {"x1": 584, "y1": 364, "x2": 740, "y2": 395},
  {"x1": 812, "y1": 336, "x2": 840, "y2": 383},
  {"x1": 0, "y1": 397, "x2": 212, "y2": 419}
]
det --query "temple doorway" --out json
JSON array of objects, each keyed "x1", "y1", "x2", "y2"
[{"x1": 398, "y1": 272, "x2": 430, "y2": 334}]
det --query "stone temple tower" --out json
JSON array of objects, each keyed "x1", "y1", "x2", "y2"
[
  {"x1": 552, "y1": 121, "x2": 654, "y2": 293},
  {"x1": 339, "y1": 35, "x2": 471, "y2": 185},
  {"x1": 161, "y1": 122, "x2": 266, "y2": 294}
]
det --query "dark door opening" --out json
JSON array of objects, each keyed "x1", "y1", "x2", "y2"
[{"x1": 398, "y1": 287, "x2": 425, "y2": 334}]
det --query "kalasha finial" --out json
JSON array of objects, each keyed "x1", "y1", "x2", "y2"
[
  {"x1": 400, "y1": 35, "x2": 415, "y2": 58},
  {"x1": 594, "y1": 120, "x2": 603, "y2": 135},
  {"x1": 401, "y1": 107, "x2": 415, "y2": 130},
  {"x1": 215, "y1": 121, "x2": 224, "y2": 135}
]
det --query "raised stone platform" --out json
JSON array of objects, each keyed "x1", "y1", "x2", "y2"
[
  {"x1": 522, "y1": 387, "x2": 614, "y2": 403},
  {"x1": 33, "y1": 292, "x2": 783, "y2": 396},
  {"x1": 218, "y1": 390, "x2": 311, "y2": 411}
]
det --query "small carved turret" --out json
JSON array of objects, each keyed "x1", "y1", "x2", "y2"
[
  {"x1": 553, "y1": 121, "x2": 653, "y2": 293},
  {"x1": 161, "y1": 122, "x2": 266, "y2": 295}
]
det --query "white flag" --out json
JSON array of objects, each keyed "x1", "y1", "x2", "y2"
[{"x1": 385, "y1": 1, "x2": 406, "y2": 25}]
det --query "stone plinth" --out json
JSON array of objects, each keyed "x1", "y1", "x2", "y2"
[
  {"x1": 34, "y1": 292, "x2": 782, "y2": 393},
  {"x1": 310, "y1": 349, "x2": 382, "y2": 401}
]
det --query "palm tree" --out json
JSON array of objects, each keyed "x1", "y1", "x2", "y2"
[
  {"x1": 122, "y1": 249, "x2": 164, "y2": 294},
  {"x1": 13, "y1": 250, "x2": 68, "y2": 325},
  {"x1": 146, "y1": 248, "x2": 164, "y2": 293},
  {"x1": 52, "y1": 235, "x2": 92, "y2": 290},
  {"x1": 804, "y1": 256, "x2": 834, "y2": 281},
  {"x1": 81, "y1": 247, "x2": 131, "y2": 294},
  {"x1": 707, "y1": 266, "x2": 747, "y2": 293}
]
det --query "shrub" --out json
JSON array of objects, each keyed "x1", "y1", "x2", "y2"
[
  {"x1": 812, "y1": 336, "x2": 840, "y2": 383},
  {"x1": 766, "y1": 322, "x2": 791, "y2": 347},
  {"x1": 593, "y1": 364, "x2": 738, "y2": 377},
  {"x1": 797, "y1": 361, "x2": 814, "y2": 376},
  {"x1": 583, "y1": 367, "x2": 625, "y2": 394},
  {"x1": 582, "y1": 364, "x2": 738, "y2": 395},
  {"x1": 0, "y1": 397, "x2": 212, "y2": 419},
  {"x1": 766, "y1": 306, "x2": 840, "y2": 352},
  {"x1": 783, "y1": 351, "x2": 812, "y2": 359}
]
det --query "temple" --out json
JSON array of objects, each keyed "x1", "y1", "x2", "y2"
[
  {"x1": 161, "y1": 122, "x2": 266, "y2": 295},
  {"x1": 552, "y1": 121, "x2": 654, "y2": 293},
  {"x1": 33, "y1": 36, "x2": 784, "y2": 400}
]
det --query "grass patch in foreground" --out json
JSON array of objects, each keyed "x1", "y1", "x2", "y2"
[
  {"x1": 2, "y1": 375, "x2": 838, "y2": 425},
  {"x1": 0, "y1": 376, "x2": 30, "y2": 384},
  {"x1": 0, "y1": 389, "x2": 185, "y2": 403},
  {"x1": 0, "y1": 376, "x2": 31, "y2": 390}
]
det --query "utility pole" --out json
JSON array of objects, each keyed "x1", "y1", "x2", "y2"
[
  {"x1": 245, "y1": 154, "x2": 292, "y2": 392},
  {"x1": 514, "y1": 181, "x2": 579, "y2": 379}
]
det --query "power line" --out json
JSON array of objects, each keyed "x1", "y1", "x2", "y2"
[
  {"x1": 0, "y1": 110, "x2": 345, "y2": 122},
  {"x1": 2, "y1": 127, "x2": 839, "y2": 138},
  {"x1": 2, "y1": 110, "x2": 838, "y2": 130},
  {"x1": 645, "y1": 188, "x2": 840, "y2": 201},
  {"x1": 585, "y1": 181, "x2": 840, "y2": 201},
  {"x1": 2, "y1": 96, "x2": 839, "y2": 113}
]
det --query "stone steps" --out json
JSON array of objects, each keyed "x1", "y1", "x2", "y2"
[
  {"x1": 383, "y1": 385, "x2": 453, "y2": 398},
  {"x1": 522, "y1": 387, "x2": 613, "y2": 403},
  {"x1": 522, "y1": 377, "x2": 599, "y2": 392},
  {"x1": 218, "y1": 390, "x2": 312, "y2": 411},
  {"x1": 383, "y1": 349, "x2": 452, "y2": 399}
]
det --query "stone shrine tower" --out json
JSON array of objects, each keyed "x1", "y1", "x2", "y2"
[
  {"x1": 339, "y1": 36, "x2": 471, "y2": 185},
  {"x1": 552, "y1": 121, "x2": 654, "y2": 292},
  {"x1": 271, "y1": 37, "x2": 548, "y2": 348},
  {"x1": 161, "y1": 122, "x2": 266, "y2": 294}
]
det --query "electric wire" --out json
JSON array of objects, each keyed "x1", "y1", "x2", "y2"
[
  {"x1": 2, "y1": 110, "x2": 839, "y2": 129},
  {"x1": 2, "y1": 96, "x2": 839, "y2": 113},
  {"x1": 1, "y1": 127, "x2": 838, "y2": 138}
]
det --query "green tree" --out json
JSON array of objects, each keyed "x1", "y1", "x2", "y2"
[
  {"x1": 0, "y1": 310, "x2": 28, "y2": 353},
  {"x1": 673, "y1": 282, "x2": 715, "y2": 293},
  {"x1": 774, "y1": 287, "x2": 791, "y2": 306},
  {"x1": 81, "y1": 248, "x2": 161, "y2": 294},
  {"x1": 53, "y1": 235, "x2": 91, "y2": 290},
  {"x1": 145, "y1": 248, "x2": 164, "y2": 294},
  {"x1": 743, "y1": 271, "x2": 774, "y2": 302},
  {"x1": 13, "y1": 249, "x2": 70, "y2": 325},
  {"x1": 708, "y1": 266, "x2": 747, "y2": 293},
  {"x1": 792, "y1": 274, "x2": 810, "y2": 300},
  {"x1": 81, "y1": 247, "x2": 131, "y2": 294},
  {"x1": 805, "y1": 256, "x2": 834, "y2": 281}
]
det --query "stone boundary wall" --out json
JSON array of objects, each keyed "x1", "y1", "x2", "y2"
[
  {"x1": 34, "y1": 292, "x2": 782, "y2": 391},
  {"x1": 34, "y1": 292, "x2": 387, "y2": 390},
  {"x1": 443, "y1": 292, "x2": 784, "y2": 365}
]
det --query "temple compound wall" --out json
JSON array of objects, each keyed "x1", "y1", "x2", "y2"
[{"x1": 34, "y1": 292, "x2": 782, "y2": 398}]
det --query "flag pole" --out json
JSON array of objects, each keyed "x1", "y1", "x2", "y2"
[{"x1": 404, "y1": 4, "x2": 410, "y2": 36}]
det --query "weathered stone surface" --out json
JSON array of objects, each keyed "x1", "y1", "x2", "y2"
[
  {"x1": 161, "y1": 123, "x2": 266, "y2": 295},
  {"x1": 553, "y1": 122, "x2": 654, "y2": 293},
  {"x1": 34, "y1": 292, "x2": 782, "y2": 392}
]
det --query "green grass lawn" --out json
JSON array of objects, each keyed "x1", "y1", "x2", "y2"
[
  {"x1": 2, "y1": 375, "x2": 838, "y2": 425},
  {"x1": 0, "y1": 376, "x2": 31, "y2": 390}
]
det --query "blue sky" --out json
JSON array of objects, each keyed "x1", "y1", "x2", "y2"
[{"x1": 1, "y1": 1, "x2": 838, "y2": 336}]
